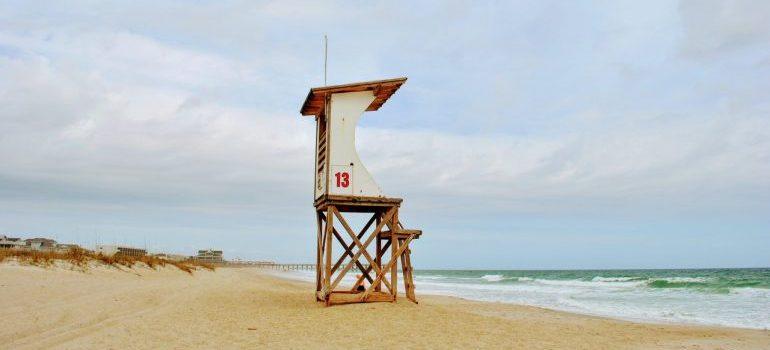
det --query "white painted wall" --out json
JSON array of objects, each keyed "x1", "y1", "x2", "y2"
[
  {"x1": 96, "y1": 245, "x2": 119, "y2": 256},
  {"x1": 322, "y1": 91, "x2": 383, "y2": 198}
]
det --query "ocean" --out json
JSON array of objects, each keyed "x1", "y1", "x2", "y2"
[{"x1": 277, "y1": 268, "x2": 770, "y2": 329}]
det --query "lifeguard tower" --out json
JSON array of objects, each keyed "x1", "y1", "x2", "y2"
[{"x1": 300, "y1": 77, "x2": 422, "y2": 305}]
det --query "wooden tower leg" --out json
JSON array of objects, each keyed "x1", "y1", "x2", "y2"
[
  {"x1": 375, "y1": 209, "x2": 383, "y2": 293},
  {"x1": 391, "y1": 234, "x2": 399, "y2": 301},
  {"x1": 392, "y1": 208, "x2": 400, "y2": 301},
  {"x1": 324, "y1": 206, "x2": 334, "y2": 305},
  {"x1": 315, "y1": 211, "x2": 323, "y2": 299},
  {"x1": 399, "y1": 241, "x2": 409, "y2": 301},
  {"x1": 401, "y1": 241, "x2": 417, "y2": 303},
  {"x1": 375, "y1": 234, "x2": 382, "y2": 292}
]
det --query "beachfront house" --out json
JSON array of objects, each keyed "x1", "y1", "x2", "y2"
[
  {"x1": 195, "y1": 249, "x2": 224, "y2": 264},
  {"x1": 25, "y1": 238, "x2": 57, "y2": 251},
  {"x1": 0, "y1": 235, "x2": 25, "y2": 249},
  {"x1": 96, "y1": 245, "x2": 146, "y2": 257}
]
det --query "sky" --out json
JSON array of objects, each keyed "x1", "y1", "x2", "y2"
[{"x1": 0, "y1": 0, "x2": 768, "y2": 269}]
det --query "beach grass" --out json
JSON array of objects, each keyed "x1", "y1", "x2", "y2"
[{"x1": 0, "y1": 247, "x2": 214, "y2": 273}]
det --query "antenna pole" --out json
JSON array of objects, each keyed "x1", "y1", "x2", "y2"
[{"x1": 324, "y1": 35, "x2": 328, "y2": 86}]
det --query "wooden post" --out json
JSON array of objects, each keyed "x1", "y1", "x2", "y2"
[
  {"x1": 316, "y1": 211, "x2": 323, "y2": 295},
  {"x1": 324, "y1": 206, "x2": 334, "y2": 304},
  {"x1": 375, "y1": 214, "x2": 382, "y2": 293},
  {"x1": 401, "y1": 240, "x2": 417, "y2": 303},
  {"x1": 390, "y1": 208, "x2": 399, "y2": 301},
  {"x1": 391, "y1": 233, "x2": 398, "y2": 301}
]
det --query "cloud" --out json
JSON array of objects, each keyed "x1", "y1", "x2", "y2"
[
  {"x1": 1, "y1": 17, "x2": 768, "y2": 218},
  {"x1": 0, "y1": 1, "x2": 768, "y2": 266},
  {"x1": 678, "y1": 0, "x2": 770, "y2": 58},
  {"x1": 361, "y1": 111, "x2": 770, "y2": 212},
  {"x1": 0, "y1": 47, "x2": 312, "y2": 209}
]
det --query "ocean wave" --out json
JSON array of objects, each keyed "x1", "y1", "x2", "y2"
[
  {"x1": 647, "y1": 281, "x2": 702, "y2": 289},
  {"x1": 660, "y1": 277, "x2": 712, "y2": 283},
  {"x1": 647, "y1": 277, "x2": 713, "y2": 289},
  {"x1": 531, "y1": 278, "x2": 645, "y2": 288},
  {"x1": 479, "y1": 275, "x2": 537, "y2": 283},
  {"x1": 591, "y1": 276, "x2": 640, "y2": 282},
  {"x1": 481, "y1": 274, "x2": 505, "y2": 282},
  {"x1": 417, "y1": 275, "x2": 450, "y2": 280}
]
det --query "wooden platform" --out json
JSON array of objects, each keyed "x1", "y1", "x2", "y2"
[
  {"x1": 314, "y1": 195, "x2": 402, "y2": 213},
  {"x1": 379, "y1": 229, "x2": 422, "y2": 239}
]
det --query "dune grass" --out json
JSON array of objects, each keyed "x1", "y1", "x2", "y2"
[{"x1": 0, "y1": 248, "x2": 214, "y2": 273}]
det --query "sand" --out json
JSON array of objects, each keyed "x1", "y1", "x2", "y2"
[{"x1": 1, "y1": 264, "x2": 768, "y2": 349}]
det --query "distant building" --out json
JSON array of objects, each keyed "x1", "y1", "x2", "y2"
[
  {"x1": 195, "y1": 249, "x2": 224, "y2": 264},
  {"x1": 0, "y1": 235, "x2": 25, "y2": 249},
  {"x1": 96, "y1": 245, "x2": 146, "y2": 257},
  {"x1": 25, "y1": 238, "x2": 57, "y2": 251},
  {"x1": 153, "y1": 253, "x2": 188, "y2": 262}
]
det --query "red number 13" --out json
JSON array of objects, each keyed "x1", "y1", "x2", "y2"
[{"x1": 334, "y1": 172, "x2": 350, "y2": 188}]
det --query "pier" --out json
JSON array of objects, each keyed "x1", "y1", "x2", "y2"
[
  {"x1": 254, "y1": 262, "x2": 315, "y2": 271},
  {"x1": 254, "y1": 262, "x2": 365, "y2": 272}
]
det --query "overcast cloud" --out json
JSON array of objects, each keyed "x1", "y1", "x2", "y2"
[{"x1": 1, "y1": 0, "x2": 768, "y2": 268}]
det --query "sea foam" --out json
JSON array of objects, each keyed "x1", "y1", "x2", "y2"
[{"x1": 481, "y1": 274, "x2": 505, "y2": 282}]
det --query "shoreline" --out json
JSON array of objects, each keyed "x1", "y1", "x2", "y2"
[
  {"x1": 266, "y1": 269, "x2": 769, "y2": 331},
  {"x1": 2, "y1": 264, "x2": 769, "y2": 349}
]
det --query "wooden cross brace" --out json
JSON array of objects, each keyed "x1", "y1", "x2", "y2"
[
  {"x1": 319, "y1": 212, "x2": 377, "y2": 286},
  {"x1": 359, "y1": 234, "x2": 415, "y2": 301},
  {"x1": 316, "y1": 204, "x2": 419, "y2": 305},
  {"x1": 328, "y1": 206, "x2": 394, "y2": 295}
]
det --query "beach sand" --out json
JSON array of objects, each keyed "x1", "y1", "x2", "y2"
[{"x1": 1, "y1": 264, "x2": 768, "y2": 349}]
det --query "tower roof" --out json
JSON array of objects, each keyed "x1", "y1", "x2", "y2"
[{"x1": 300, "y1": 77, "x2": 407, "y2": 116}]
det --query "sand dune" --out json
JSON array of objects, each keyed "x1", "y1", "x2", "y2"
[{"x1": 1, "y1": 264, "x2": 768, "y2": 349}]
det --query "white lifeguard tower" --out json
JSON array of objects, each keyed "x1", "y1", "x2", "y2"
[{"x1": 300, "y1": 77, "x2": 422, "y2": 305}]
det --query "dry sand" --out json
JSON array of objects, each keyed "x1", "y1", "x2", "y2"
[{"x1": 1, "y1": 263, "x2": 768, "y2": 349}]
